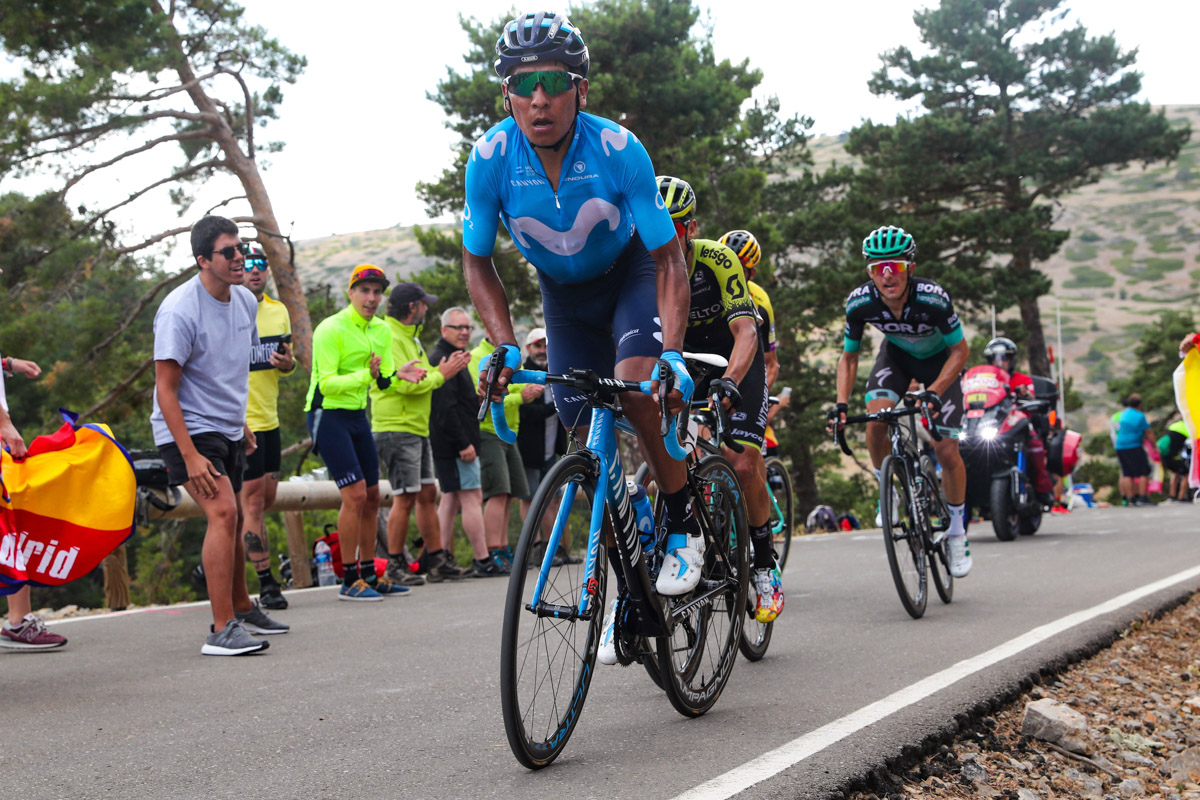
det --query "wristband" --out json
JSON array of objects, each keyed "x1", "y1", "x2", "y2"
[{"x1": 836, "y1": 402, "x2": 848, "y2": 416}]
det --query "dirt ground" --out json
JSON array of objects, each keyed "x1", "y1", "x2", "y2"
[{"x1": 848, "y1": 590, "x2": 1200, "y2": 800}]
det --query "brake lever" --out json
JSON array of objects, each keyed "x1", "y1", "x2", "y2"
[{"x1": 476, "y1": 349, "x2": 502, "y2": 423}]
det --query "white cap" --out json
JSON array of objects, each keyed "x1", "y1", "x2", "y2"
[{"x1": 525, "y1": 327, "x2": 547, "y2": 346}]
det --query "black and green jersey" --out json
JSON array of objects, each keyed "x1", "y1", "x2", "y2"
[
  {"x1": 684, "y1": 238, "x2": 759, "y2": 355},
  {"x1": 843, "y1": 278, "x2": 963, "y2": 359}
]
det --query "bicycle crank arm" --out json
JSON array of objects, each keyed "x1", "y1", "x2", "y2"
[{"x1": 526, "y1": 601, "x2": 595, "y2": 622}]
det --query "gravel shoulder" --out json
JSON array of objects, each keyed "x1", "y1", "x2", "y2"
[{"x1": 848, "y1": 589, "x2": 1200, "y2": 800}]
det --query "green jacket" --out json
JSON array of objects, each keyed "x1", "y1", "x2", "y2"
[
  {"x1": 305, "y1": 305, "x2": 394, "y2": 412},
  {"x1": 469, "y1": 339, "x2": 524, "y2": 436},
  {"x1": 369, "y1": 317, "x2": 446, "y2": 436}
]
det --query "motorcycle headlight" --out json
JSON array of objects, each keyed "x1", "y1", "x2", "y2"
[{"x1": 980, "y1": 425, "x2": 999, "y2": 441}]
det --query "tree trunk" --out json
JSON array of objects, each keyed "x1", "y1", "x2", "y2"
[
  {"x1": 1019, "y1": 294, "x2": 1051, "y2": 377},
  {"x1": 166, "y1": 24, "x2": 314, "y2": 370},
  {"x1": 791, "y1": 441, "x2": 819, "y2": 522}
]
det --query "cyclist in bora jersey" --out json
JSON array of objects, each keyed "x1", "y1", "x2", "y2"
[
  {"x1": 462, "y1": 11, "x2": 704, "y2": 596},
  {"x1": 657, "y1": 177, "x2": 784, "y2": 623},
  {"x1": 828, "y1": 226, "x2": 973, "y2": 578}
]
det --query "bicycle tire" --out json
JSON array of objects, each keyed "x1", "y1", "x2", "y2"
[
  {"x1": 657, "y1": 454, "x2": 750, "y2": 716},
  {"x1": 500, "y1": 454, "x2": 605, "y2": 769},
  {"x1": 881, "y1": 454, "x2": 927, "y2": 619},
  {"x1": 764, "y1": 456, "x2": 794, "y2": 570},
  {"x1": 920, "y1": 456, "x2": 953, "y2": 605}
]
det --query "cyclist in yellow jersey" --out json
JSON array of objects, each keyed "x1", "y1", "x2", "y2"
[
  {"x1": 660, "y1": 178, "x2": 784, "y2": 623},
  {"x1": 241, "y1": 246, "x2": 295, "y2": 610}
]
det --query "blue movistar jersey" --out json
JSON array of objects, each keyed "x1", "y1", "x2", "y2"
[{"x1": 463, "y1": 112, "x2": 676, "y2": 285}]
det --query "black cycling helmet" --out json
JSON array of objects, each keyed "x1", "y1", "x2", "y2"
[
  {"x1": 494, "y1": 11, "x2": 590, "y2": 79},
  {"x1": 862, "y1": 225, "x2": 917, "y2": 260},
  {"x1": 657, "y1": 175, "x2": 696, "y2": 223},
  {"x1": 983, "y1": 337, "x2": 1017, "y2": 367}
]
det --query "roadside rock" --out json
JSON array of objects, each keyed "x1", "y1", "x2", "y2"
[
  {"x1": 1022, "y1": 697, "x2": 1092, "y2": 753},
  {"x1": 1167, "y1": 746, "x2": 1200, "y2": 783}
]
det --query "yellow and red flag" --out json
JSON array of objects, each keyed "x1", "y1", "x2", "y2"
[
  {"x1": 0, "y1": 414, "x2": 136, "y2": 594},
  {"x1": 1174, "y1": 347, "x2": 1200, "y2": 488}
]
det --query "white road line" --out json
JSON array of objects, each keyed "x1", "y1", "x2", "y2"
[{"x1": 671, "y1": 564, "x2": 1200, "y2": 800}]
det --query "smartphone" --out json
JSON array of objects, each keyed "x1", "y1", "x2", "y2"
[
  {"x1": 780, "y1": 386, "x2": 792, "y2": 399},
  {"x1": 275, "y1": 333, "x2": 292, "y2": 354}
]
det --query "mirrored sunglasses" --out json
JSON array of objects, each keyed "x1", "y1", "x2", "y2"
[
  {"x1": 867, "y1": 260, "x2": 912, "y2": 276},
  {"x1": 209, "y1": 242, "x2": 253, "y2": 261},
  {"x1": 246, "y1": 259, "x2": 269, "y2": 272},
  {"x1": 504, "y1": 70, "x2": 583, "y2": 97}
]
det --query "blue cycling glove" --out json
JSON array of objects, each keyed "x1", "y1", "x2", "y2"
[
  {"x1": 658, "y1": 350, "x2": 694, "y2": 405},
  {"x1": 494, "y1": 343, "x2": 522, "y2": 373}
]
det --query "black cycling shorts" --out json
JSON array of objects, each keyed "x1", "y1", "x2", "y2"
[
  {"x1": 244, "y1": 427, "x2": 282, "y2": 481},
  {"x1": 693, "y1": 345, "x2": 768, "y2": 451},
  {"x1": 864, "y1": 341, "x2": 964, "y2": 434},
  {"x1": 540, "y1": 233, "x2": 663, "y2": 429}
]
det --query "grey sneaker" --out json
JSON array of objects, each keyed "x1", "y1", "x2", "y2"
[
  {"x1": 202, "y1": 619, "x2": 269, "y2": 656},
  {"x1": 385, "y1": 560, "x2": 425, "y2": 587},
  {"x1": 234, "y1": 601, "x2": 290, "y2": 635}
]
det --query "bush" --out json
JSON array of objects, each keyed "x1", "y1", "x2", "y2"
[
  {"x1": 1084, "y1": 432, "x2": 1114, "y2": 458},
  {"x1": 1074, "y1": 458, "x2": 1119, "y2": 490},
  {"x1": 816, "y1": 471, "x2": 876, "y2": 524}
]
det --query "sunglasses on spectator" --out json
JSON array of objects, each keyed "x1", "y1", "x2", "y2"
[
  {"x1": 503, "y1": 70, "x2": 583, "y2": 97},
  {"x1": 867, "y1": 260, "x2": 912, "y2": 276},
  {"x1": 444, "y1": 324, "x2": 474, "y2": 332},
  {"x1": 246, "y1": 259, "x2": 269, "y2": 272},
  {"x1": 208, "y1": 242, "x2": 253, "y2": 261}
]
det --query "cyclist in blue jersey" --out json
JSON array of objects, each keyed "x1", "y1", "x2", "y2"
[
  {"x1": 463, "y1": 11, "x2": 703, "y2": 596},
  {"x1": 827, "y1": 226, "x2": 973, "y2": 578}
]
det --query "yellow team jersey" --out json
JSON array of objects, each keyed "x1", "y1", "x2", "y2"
[
  {"x1": 748, "y1": 281, "x2": 776, "y2": 353},
  {"x1": 246, "y1": 294, "x2": 293, "y2": 432}
]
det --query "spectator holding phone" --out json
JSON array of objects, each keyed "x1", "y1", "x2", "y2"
[{"x1": 241, "y1": 245, "x2": 296, "y2": 609}]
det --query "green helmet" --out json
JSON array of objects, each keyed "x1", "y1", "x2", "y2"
[
  {"x1": 656, "y1": 175, "x2": 696, "y2": 223},
  {"x1": 862, "y1": 225, "x2": 916, "y2": 260}
]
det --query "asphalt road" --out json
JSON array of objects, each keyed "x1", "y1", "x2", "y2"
[{"x1": 9, "y1": 502, "x2": 1199, "y2": 800}]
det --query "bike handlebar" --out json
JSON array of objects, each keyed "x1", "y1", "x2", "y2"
[
  {"x1": 482, "y1": 364, "x2": 689, "y2": 462},
  {"x1": 832, "y1": 393, "x2": 944, "y2": 456}
]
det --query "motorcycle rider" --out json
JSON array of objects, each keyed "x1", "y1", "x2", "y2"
[{"x1": 981, "y1": 337, "x2": 1055, "y2": 507}]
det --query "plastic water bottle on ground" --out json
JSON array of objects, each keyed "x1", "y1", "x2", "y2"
[{"x1": 314, "y1": 540, "x2": 337, "y2": 586}]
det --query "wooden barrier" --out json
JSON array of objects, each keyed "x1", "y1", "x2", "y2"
[{"x1": 134, "y1": 479, "x2": 398, "y2": 600}]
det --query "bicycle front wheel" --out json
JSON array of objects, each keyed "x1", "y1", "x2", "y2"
[
  {"x1": 500, "y1": 454, "x2": 604, "y2": 769},
  {"x1": 881, "y1": 455, "x2": 927, "y2": 619},
  {"x1": 764, "y1": 456, "x2": 794, "y2": 570},
  {"x1": 658, "y1": 454, "x2": 750, "y2": 716},
  {"x1": 921, "y1": 457, "x2": 953, "y2": 605}
]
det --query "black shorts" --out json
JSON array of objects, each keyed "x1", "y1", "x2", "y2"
[
  {"x1": 158, "y1": 432, "x2": 247, "y2": 494},
  {"x1": 540, "y1": 234, "x2": 663, "y2": 429},
  {"x1": 693, "y1": 345, "x2": 768, "y2": 451},
  {"x1": 244, "y1": 427, "x2": 282, "y2": 481},
  {"x1": 307, "y1": 408, "x2": 379, "y2": 488},
  {"x1": 865, "y1": 342, "x2": 964, "y2": 434},
  {"x1": 1116, "y1": 446, "x2": 1151, "y2": 478}
]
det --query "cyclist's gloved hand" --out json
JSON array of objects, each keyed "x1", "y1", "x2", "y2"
[
  {"x1": 920, "y1": 390, "x2": 943, "y2": 418},
  {"x1": 711, "y1": 377, "x2": 741, "y2": 409},
  {"x1": 826, "y1": 402, "x2": 847, "y2": 433},
  {"x1": 481, "y1": 343, "x2": 522, "y2": 402},
  {"x1": 657, "y1": 349, "x2": 694, "y2": 407}
]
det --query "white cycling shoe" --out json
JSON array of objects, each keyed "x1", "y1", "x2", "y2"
[
  {"x1": 947, "y1": 535, "x2": 973, "y2": 578},
  {"x1": 655, "y1": 544, "x2": 703, "y2": 596},
  {"x1": 597, "y1": 599, "x2": 619, "y2": 666}
]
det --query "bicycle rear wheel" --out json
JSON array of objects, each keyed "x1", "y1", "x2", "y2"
[
  {"x1": 658, "y1": 454, "x2": 749, "y2": 716},
  {"x1": 500, "y1": 454, "x2": 605, "y2": 769},
  {"x1": 920, "y1": 457, "x2": 953, "y2": 605},
  {"x1": 764, "y1": 456, "x2": 794, "y2": 570},
  {"x1": 881, "y1": 455, "x2": 927, "y2": 619}
]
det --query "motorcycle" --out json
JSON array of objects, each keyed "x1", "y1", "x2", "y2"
[{"x1": 958, "y1": 365, "x2": 1054, "y2": 541}]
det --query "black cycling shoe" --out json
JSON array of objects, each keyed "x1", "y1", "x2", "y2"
[{"x1": 258, "y1": 583, "x2": 288, "y2": 610}]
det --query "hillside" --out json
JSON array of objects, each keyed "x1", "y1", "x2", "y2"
[{"x1": 293, "y1": 106, "x2": 1199, "y2": 433}]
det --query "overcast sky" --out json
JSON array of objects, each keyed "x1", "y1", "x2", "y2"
[{"x1": 7, "y1": 1, "x2": 1198, "y2": 249}]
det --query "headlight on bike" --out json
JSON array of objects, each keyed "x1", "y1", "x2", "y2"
[{"x1": 980, "y1": 424, "x2": 999, "y2": 441}]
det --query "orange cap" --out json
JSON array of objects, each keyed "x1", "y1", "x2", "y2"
[{"x1": 348, "y1": 264, "x2": 389, "y2": 292}]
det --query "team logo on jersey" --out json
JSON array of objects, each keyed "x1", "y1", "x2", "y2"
[
  {"x1": 574, "y1": 161, "x2": 586, "y2": 173},
  {"x1": 508, "y1": 197, "x2": 620, "y2": 256},
  {"x1": 472, "y1": 130, "x2": 508, "y2": 161},
  {"x1": 600, "y1": 126, "x2": 634, "y2": 156}
]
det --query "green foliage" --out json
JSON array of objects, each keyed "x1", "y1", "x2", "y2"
[
  {"x1": 1064, "y1": 243, "x2": 1098, "y2": 262},
  {"x1": 815, "y1": 471, "x2": 876, "y2": 525},
  {"x1": 1074, "y1": 458, "x2": 1119, "y2": 490},
  {"x1": 1063, "y1": 265, "x2": 1114, "y2": 289},
  {"x1": 1115, "y1": 257, "x2": 1185, "y2": 282},
  {"x1": 847, "y1": 0, "x2": 1191, "y2": 375},
  {"x1": 1108, "y1": 309, "x2": 1198, "y2": 420},
  {"x1": 1085, "y1": 431, "x2": 1115, "y2": 458}
]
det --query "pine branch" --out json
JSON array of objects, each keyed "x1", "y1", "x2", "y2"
[
  {"x1": 29, "y1": 109, "x2": 220, "y2": 147},
  {"x1": 203, "y1": 195, "x2": 248, "y2": 216},
  {"x1": 75, "y1": 159, "x2": 224, "y2": 234},
  {"x1": 79, "y1": 356, "x2": 155, "y2": 422},
  {"x1": 217, "y1": 66, "x2": 255, "y2": 158},
  {"x1": 61, "y1": 130, "x2": 212, "y2": 193},
  {"x1": 83, "y1": 268, "x2": 196, "y2": 363}
]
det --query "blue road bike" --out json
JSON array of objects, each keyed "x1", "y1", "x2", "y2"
[{"x1": 487, "y1": 364, "x2": 749, "y2": 769}]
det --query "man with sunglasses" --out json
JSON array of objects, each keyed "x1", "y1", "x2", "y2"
[
  {"x1": 242, "y1": 245, "x2": 295, "y2": 610},
  {"x1": 828, "y1": 225, "x2": 973, "y2": 578},
  {"x1": 463, "y1": 12, "x2": 704, "y2": 596},
  {"x1": 152, "y1": 216, "x2": 289, "y2": 655}
]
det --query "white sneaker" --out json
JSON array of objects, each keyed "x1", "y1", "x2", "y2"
[
  {"x1": 656, "y1": 546, "x2": 703, "y2": 595},
  {"x1": 597, "y1": 600, "x2": 619, "y2": 666},
  {"x1": 947, "y1": 535, "x2": 972, "y2": 578}
]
